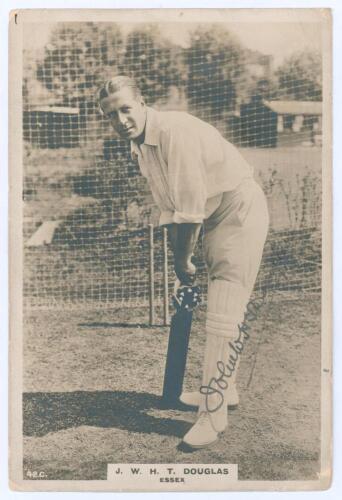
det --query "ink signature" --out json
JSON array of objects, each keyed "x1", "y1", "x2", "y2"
[{"x1": 199, "y1": 290, "x2": 267, "y2": 413}]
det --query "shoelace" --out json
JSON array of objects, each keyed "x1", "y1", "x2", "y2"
[
  {"x1": 196, "y1": 411, "x2": 212, "y2": 428},
  {"x1": 195, "y1": 411, "x2": 227, "y2": 434}
]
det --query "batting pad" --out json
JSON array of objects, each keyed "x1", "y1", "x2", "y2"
[
  {"x1": 198, "y1": 333, "x2": 236, "y2": 432},
  {"x1": 206, "y1": 279, "x2": 249, "y2": 338}
]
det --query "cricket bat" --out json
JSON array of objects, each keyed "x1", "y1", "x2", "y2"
[{"x1": 162, "y1": 282, "x2": 201, "y2": 407}]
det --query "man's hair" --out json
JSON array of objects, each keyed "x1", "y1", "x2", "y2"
[{"x1": 97, "y1": 75, "x2": 142, "y2": 104}]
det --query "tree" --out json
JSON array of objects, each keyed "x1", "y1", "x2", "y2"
[
  {"x1": 121, "y1": 25, "x2": 183, "y2": 104},
  {"x1": 36, "y1": 23, "x2": 124, "y2": 107},
  {"x1": 184, "y1": 25, "x2": 248, "y2": 118},
  {"x1": 275, "y1": 51, "x2": 322, "y2": 101}
]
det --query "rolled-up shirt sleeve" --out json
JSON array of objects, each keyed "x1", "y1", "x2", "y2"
[{"x1": 161, "y1": 124, "x2": 208, "y2": 224}]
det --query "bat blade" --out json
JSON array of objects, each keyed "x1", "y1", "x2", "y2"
[{"x1": 162, "y1": 308, "x2": 193, "y2": 407}]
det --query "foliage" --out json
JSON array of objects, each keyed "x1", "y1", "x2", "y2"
[
  {"x1": 36, "y1": 23, "x2": 124, "y2": 107},
  {"x1": 36, "y1": 23, "x2": 183, "y2": 108},
  {"x1": 275, "y1": 50, "x2": 322, "y2": 101},
  {"x1": 258, "y1": 166, "x2": 321, "y2": 230},
  {"x1": 34, "y1": 25, "x2": 322, "y2": 114},
  {"x1": 120, "y1": 25, "x2": 183, "y2": 104},
  {"x1": 184, "y1": 25, "x2": 248, "y2": 117}
]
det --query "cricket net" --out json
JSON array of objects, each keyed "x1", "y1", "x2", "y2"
[{"x1": 22, "y1": 22, "x2": 322, "y2": 312}]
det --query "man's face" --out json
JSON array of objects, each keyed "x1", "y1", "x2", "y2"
[{"x1": 100, "y1": 87, "x2": 147, "y2": 141}]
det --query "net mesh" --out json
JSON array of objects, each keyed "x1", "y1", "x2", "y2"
[{"x1": 22, "y1": 22, "x2": 322, "y2": 312}]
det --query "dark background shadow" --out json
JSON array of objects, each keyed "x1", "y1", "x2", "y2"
[{"x1": 23, "y1": 390, "x2": 192, "y2": 439}]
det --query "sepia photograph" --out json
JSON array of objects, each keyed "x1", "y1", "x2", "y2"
[{"x1": 9, "y1": 8, "x2": 332, "y2": 492}]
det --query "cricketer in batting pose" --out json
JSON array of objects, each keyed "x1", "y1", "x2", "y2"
[{"x1": 98, "y1": 76, "x2": 269, "y2": 449}]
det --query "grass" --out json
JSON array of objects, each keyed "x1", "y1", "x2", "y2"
[{"x1": 23, "y1": 291, "x2": 321, "y2": 482}]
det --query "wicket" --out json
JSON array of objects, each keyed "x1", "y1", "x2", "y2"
[{"x1": 148, "y1": 224, "x2": 170, "y2": 326}]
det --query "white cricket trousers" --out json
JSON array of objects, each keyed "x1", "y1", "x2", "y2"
[
  {"x1": 203, "y1": 177, "x2": 269, "y2": 291},
  {"x1": 198, "y1": 177, "x2": 269, "y2": 431}
]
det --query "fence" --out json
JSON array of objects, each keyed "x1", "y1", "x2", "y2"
[{"x1": 22, "y1": 22, "x2": 322, "y2": 312}]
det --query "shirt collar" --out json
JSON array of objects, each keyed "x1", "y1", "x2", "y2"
[{"x1": 130, "y1": 106, "x2": 159, "y2": 158}]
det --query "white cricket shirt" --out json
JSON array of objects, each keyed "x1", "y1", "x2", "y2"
[{"x1": 130, "y1": 106, "x2": 253, "y2": 226}]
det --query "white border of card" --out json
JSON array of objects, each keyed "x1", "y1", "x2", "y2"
[{"x1": 9, "y1": 8, "x2": 332, "y2": 492}]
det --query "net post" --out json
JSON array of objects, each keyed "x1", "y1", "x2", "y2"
[
  {"x1": 162, "y1": 227, "x2": 170, "y2": 326},
  {"x1": 148, "y1": 224, "x2": 155, "y2": 326}
]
